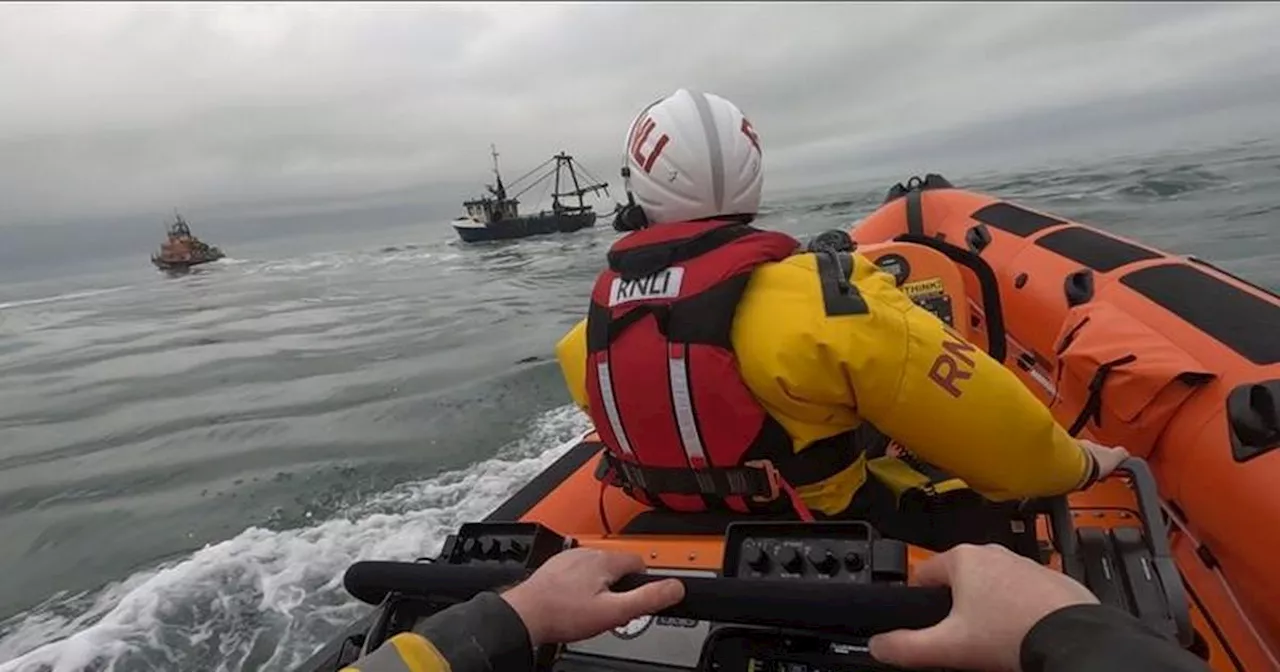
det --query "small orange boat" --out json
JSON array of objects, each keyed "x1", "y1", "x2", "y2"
[
  {"x1": 295, "y1": 178, "x2": 1279, "y2": 672},
  {"x1": 150, "y1": 213, "x2": 225, "y2": 272}
]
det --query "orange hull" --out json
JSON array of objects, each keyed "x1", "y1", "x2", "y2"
[
  {"x1": 846, "y1": 180, "x2": 1279, "y2": 668},
  {"x1": 479, "y1": 181, "x2": 1280, "y2": 671}
]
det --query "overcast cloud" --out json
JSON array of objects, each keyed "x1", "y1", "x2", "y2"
[{"x1": 2, "y1": 2, "x2": 1279, "y2": 228}]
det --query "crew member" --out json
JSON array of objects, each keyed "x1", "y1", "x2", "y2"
[
  {"x1": 554, "y1": 88, "x2": 1128, "y2": 526},
  {"x1": 339, "y1": 545, "x2": 1210, "y2": 672}
]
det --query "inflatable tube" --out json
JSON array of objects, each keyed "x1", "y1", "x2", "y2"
[
  {"x1": 294, "y1": 180, "x2": 1278, "y2": 672},
  {"x1": 850, "y1": 177, "x2": 1280, "y2": 660}
]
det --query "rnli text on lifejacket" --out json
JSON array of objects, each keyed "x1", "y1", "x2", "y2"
[
  {"x1": 608, "y1": 267, "x2": 685, "y2": 307},
  {"x1": 929, "y1": 329, "x2": 977, "y2": 398}
]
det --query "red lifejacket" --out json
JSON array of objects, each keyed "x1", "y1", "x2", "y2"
[{"x1": 584, "y1": 220, "x2": 811, "y2": 514}]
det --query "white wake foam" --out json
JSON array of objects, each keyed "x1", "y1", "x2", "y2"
[
  {"x1": 0, "y1": 405, "x2": 590, "y2": 672},
  {"x1": 0, "y1": 287, "x2": 135, "y2": 312}
]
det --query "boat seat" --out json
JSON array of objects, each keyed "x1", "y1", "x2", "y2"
[{"x1": 621, "y1": 509, "x2": 800, "y2": 536}]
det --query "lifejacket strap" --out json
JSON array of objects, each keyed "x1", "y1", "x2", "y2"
[
  {"x1": 815, "y1": 251, "x2": 869, "y2": 316},
  {"x1": 603, "y1": 452, "x2": 774, "y2": 499},
  {"x1": 778, "y1": 479, "x2": 816, "y2": 522}
]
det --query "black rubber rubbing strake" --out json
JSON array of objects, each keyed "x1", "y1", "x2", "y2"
[
  {"x1": 1182, "y1": 579, "x2": 1247, "y2": 671},
  {"x1": 1188, "y1": 256, "x2": 1280, "y2": 303},
  {"x1": 1120, "y1": 263, "x2": 1280, "y2": 366},
  {"x1": 970, "y1": 202, "x2": 1065, "y2": 237},
  {"x1": 484, "y1": 441, "x2": 603, "y2": 522},
  {"x1": 815, "y1": 251, "x2": 869, "y2": 316},
  {"x1": 1035, "y1": 227, "x2": 1163, "y2": 273}
]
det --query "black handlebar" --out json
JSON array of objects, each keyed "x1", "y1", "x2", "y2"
[{"x1": 345, "y1": 561, "x2": 953, "y2": 637}]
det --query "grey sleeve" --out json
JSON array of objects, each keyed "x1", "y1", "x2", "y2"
[{"x1": 411, "y1": 591, "x2": 536, "y2": 672}]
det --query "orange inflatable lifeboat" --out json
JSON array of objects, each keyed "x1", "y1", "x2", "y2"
[
  {"x1": 299, "y1": 178, "x2": 1279, "y2": 672},
  {"x1": 849, "y1": 175, "x2": 1280, "y2": 663}
]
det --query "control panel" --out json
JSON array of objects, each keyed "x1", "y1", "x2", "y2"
[
  {"x1": 561, "y1": 568, "x2": 717, "y2": 670},
  {"x1": 438, "y1": 522, "x2": 573, "y2": 569},
  {"x1": 339, "y1": 519, "x2": 950, "y2": 672},
  {"x1": 702, "y1": 627, "x2": 927, "y2": 672},
  {"x1": 723, "y1": 521, "x2": 908, "y2": 584},
  {"x1": 361, "y1": 523, "x2": 574, "y2": 657},
  {"x1": 909, "y1": 291, "x2": 955, "y2": 327},
  {"x1": 855, "y1": 237, "x2": 976, "y2": 334}
]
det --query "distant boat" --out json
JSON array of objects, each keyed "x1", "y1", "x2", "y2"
[
  {"x1": 150, "y1": 212, "x2": 225, "y2": 272},
  {"x1": 452, "y1": 145, "x2": 612, "y2": 243}
]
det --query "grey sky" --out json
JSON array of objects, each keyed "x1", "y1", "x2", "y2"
[{"x1": 2, "y1": 2, "x2": 1279, "y2": 228}]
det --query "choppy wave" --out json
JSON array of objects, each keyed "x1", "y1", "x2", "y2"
[{"x1": 0, "y1": 405, "x2": 590, "y2": 672}]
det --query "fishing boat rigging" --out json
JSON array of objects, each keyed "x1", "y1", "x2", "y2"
[{"x1": 451, "y1": 145, "x2": 613, "y2": 243}]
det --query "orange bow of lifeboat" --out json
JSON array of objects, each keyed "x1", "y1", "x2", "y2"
[{"x1": 847, "y1": 174, "x2": 1280, "y2": 668}]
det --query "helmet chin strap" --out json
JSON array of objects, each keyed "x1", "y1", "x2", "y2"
[
  {"x1": 613, "y1": 165, "x2": 759, "y2": 231},
  {"x1": 613, "y1": 165, "x2": 651, "y2": 232}
]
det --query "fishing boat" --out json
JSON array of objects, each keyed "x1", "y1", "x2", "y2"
[
  {"x1": 150, "y1": 213, "x2": 225, "y2": 272},
  {"x1": 452, "y1": 145, "x2": 612, "y2": 243},
  {"x1": 294, "y1": 177, "x2": 1280, "y2": 672}
]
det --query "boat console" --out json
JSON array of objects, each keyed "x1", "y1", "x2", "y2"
[
  {"x1": 346, "y1": 520, "x2": 942, "y2": 672},
  {"x1": 308, "y1": 460, "x2": 1192, "y2": 672}
]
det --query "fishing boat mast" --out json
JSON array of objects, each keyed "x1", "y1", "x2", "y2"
[
  {"x1": 550, "y1": 152, "x2": 609, "y2": 215},
  {"x1": 488, "y1": 144, "x2": 508, "y2": 201}
]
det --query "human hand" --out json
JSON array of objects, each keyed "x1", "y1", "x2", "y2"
[
  {"x1": 1080, "y1": 439, "x2": 1130, "y2": 481},
  {"x1": 500, "y1": 547, "x2": 685, "y2": 646},
  {"x1": 868, "y1": 543, "x2": 1099, "y2": 672}
]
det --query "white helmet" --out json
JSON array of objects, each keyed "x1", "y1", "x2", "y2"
[{"x1": 622, "y1": 89, "x2": 763, "y2": 226}]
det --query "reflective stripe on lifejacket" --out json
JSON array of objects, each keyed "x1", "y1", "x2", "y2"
[
  {"x1": 594, "y1": 360, "x2": 635, "y2": 459},
  {"x1": 668, "y1": 344, "x2": 709, "y2": 470},
  {"x1": 585, "y1": 220, "x2": 825, "y2": 513}
]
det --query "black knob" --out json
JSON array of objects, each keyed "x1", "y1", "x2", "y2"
[
  {"x1": 780, "y1": 547, "x2": 805, "y2": 574},
  {"x1": 467, "y1": 538, "x2": 486, "y2": 559},
  {"x1": 744, "y1": 546, "x2": 771, "y2": 573},
  {"x1": 506, "y1": 539, "x2": 528, "y2": 562},
  {"x1": 809, "y1": 549, "x2": 839, "y2": 576},
  {"x1": 844, "y1": 551, "x2": 865, "y2": 573},
  {"x1": 483, "y1": 538, "x2": 503, "y2": 560}
]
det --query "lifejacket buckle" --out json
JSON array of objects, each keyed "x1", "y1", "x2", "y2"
[{"x1": 744, "y1": 459, "x2": 782, "y2": 503}]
